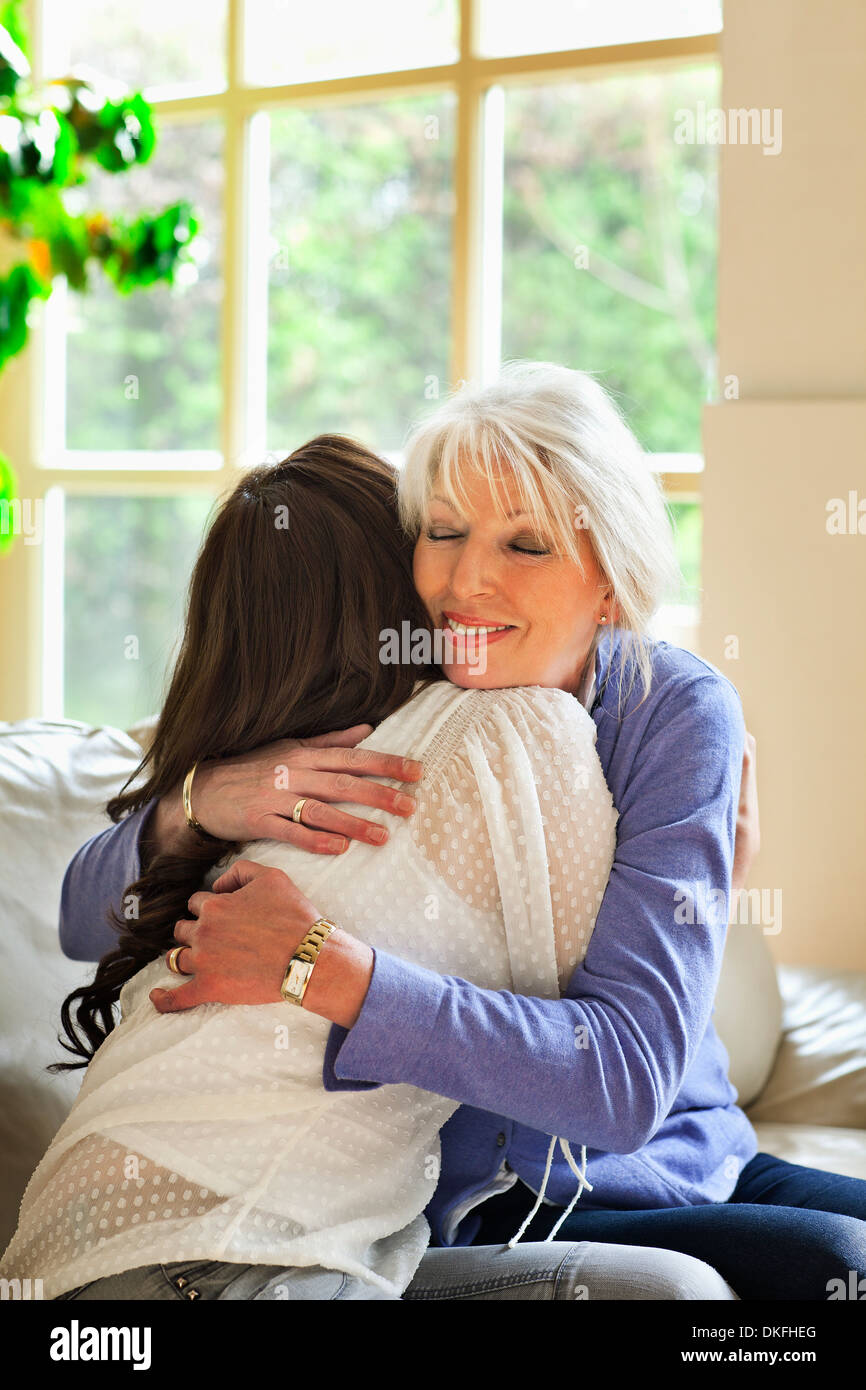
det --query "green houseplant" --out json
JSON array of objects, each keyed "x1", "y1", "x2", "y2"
[{"x1": 0, "y1": 0, "x2": 199, "y2": 550}]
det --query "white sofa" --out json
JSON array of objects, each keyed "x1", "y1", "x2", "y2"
[{"x1": 1, "y1": 717, "x2": 865, "y2": 1262}]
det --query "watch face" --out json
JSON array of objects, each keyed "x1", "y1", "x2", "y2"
[{"x1": 282, "y1": 959, "x2": 313, "y2": 1000}]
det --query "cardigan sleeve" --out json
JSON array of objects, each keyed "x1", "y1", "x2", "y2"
[
  {"x1": 324, "y1": 673, "x2": 745, "y2": 1155},
  {"x1": 59, "y1": 802, "x2": 158, "y2": 961}
]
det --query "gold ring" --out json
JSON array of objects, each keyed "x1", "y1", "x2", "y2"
[
  {"x1": 166, "y1": 945, "x2": 192, "y2": 976},
  {"x1": 291, "y1": 797, "x2": 308, "y2": 824}
]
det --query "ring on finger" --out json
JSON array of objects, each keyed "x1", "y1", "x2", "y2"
[
  {"x1": 166, "y1": 945, "x2": 193, "y2": 976},
  {"x1": 291, "y1": 797, "x2": 309, "y2": 824}
]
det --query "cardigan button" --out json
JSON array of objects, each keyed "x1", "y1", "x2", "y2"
[{"x1": 496, "y1": 1132, "x2": 506, "y2": 1147}]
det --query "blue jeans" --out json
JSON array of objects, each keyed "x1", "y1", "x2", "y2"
[
  {"x1": 54, "y1": 1262, "x2": 399, "y2": 1301},
  {"x1": 53, "y1": 1242, "x2": 737, "y2": 1301},
  {"x1": 471, "y1": 1152, "x2": 866, "y2": 1301}
]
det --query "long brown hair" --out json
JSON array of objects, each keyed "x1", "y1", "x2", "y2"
[{"x1": 50, "y1": 436, "x2": 439, "y2": 1071}]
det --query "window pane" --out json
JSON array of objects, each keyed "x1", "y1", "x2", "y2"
[
  {"x1": 479, "y1": 0, "x2": 721, "y2": 58},
  {"x1": 245, "y1": 0, "x2": 458, "y2": 86},
  {"x1": 268, "y1": 95, "x2": 454, "y2": 455},
  {"x1": 62, "y1": 120, "x2": 223, "y2": 453},
  {"x1": 41, "y1": 0, "x2": 227, "y2": 97},
  {"x1": 501, "y1": 66, "x2": 719, "y2": 453},
  {"x1": 62, "y1": 495, "x2": 214, "y2": 728}
]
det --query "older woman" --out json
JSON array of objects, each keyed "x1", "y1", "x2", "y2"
[{"x1": 57, "y1": 364, "x2": 866, "y2": 1301}]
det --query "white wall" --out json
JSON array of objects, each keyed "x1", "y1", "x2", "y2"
[{"x1": 701, "y1": 0, "x2": 866, "y2": 968}]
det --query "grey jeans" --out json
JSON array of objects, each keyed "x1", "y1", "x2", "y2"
[{"x1": 53, "y1": 1243, "x2": 739, "y2": 1301}]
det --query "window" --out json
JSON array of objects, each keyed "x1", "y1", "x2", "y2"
[
  {"x1": 58, "y1": 494, "x2": 215, "y2": 728},
  {"x1": 6, "y1": 0, "x2": 719, "y2": 725},
  {"x1": 60, "y1": 119, "x2": 224, "y2": 454},
  {"x1": 266, "y1": 95, "x2": 455, "y2": 454},
  {"x1": 501, "y1": 68, "x2": 719, "y2": 455}
]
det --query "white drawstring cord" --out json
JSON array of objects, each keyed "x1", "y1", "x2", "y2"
[
  {"x1": 506, "y1": 1135, "x2": 557, "y2": 1249},
  {"x1": 506, "y1": 1136, "x2": 593, "y2": 1249},
  {"x1": 543, "y1": 1141, "x2": 592, "y2": 1242},
  {"x1": 559, "y1": 1138, "x2": 593, "y2": 1193}
]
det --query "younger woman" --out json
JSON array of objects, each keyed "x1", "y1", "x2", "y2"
[{"x1": 1, "y1": 436, "x2": 630, "y2": 1300}]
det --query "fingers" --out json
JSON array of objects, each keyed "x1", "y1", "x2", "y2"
[
  {"x1": 208, "y1": 859, "x2": 273, "y2": 894},
  {"x1": 290, "y1": 744, "x2": 423, "y2": 783},
  {"x1": 258, "y1": 817, "x2": 350, "y2": 855},
  {"x1": 188, "y1": 860, "x2": 278, "y2": 911},
  {"x1": 150, "y1": 983, "x2": 202, "y2": 1013},
  {"x1": 173, "y1": 918, "x2": 197, "y2": 945},
  {"x1": 278, "y1": 798, "x2": 389, "y2": 846},
  {"x1": 283, "y1": 768, "x2": 417, "y2": 819},
  {"x1": 299, "y1": 724, "x2": 374, "y2": 748},
  {"x1": 186, "y1": 890, "x2": 214, "y2": 919}
]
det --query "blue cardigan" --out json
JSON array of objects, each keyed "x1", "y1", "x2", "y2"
[{"x1": 59, "y1": 630, "x2": 758, "y2": 1248}]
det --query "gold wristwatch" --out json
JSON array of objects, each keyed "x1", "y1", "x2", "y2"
[{"x1": 279, "y1": 918, "x2": 339, "y2": 1006}]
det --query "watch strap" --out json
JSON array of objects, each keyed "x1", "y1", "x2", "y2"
[
  {"x1": 293, "y1": 917, "x2": 338, "y2": 965},
  {"x1": 280, "y1": 918, "x2": 338, "y2": 1004}
]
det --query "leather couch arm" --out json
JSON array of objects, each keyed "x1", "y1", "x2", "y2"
[{"x1": 745, "y1": 965, "x2": 866, "y2": 1129}]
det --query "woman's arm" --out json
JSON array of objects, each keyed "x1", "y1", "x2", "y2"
[
  {"x1": 59, "y1": 802, "x2": 158, "y2": 961},
  {"x1": 320, "y1": 673, "x2": 746, "y2": 1152},
  {"x1": 58, "y1": 726, "x2": 422, "y2": 962}
]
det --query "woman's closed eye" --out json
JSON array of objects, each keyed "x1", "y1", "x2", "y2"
[{"x1": 423, "y1": 528, "x2": 551, "y2": 557}]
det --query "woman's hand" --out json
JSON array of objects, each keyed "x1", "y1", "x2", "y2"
[
  {"x1": 731, "y1": 731, "x2": 760, "y2": 895},
  {"x1": 150, "y1": 859, "x2": 374, "y2": 1026},
  {"x1": 146, "y1": 724, "x2": 422, "y2": 862}
]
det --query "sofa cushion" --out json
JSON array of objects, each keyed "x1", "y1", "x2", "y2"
[
  {"x1": 712, "y1": 920, "x2": 784, "y2": 1110},
  {"x1": 750, "y1": 1122, "x2": 866, "y2": 1182},
  {"x1": 0, "y1": 719, "x2": 146, "y2": 1250},
  {"x1": 746, "y1": 965, "x2": 866, "y2": 1129}
]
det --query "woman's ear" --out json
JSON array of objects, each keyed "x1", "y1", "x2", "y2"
[{"x1": 599, "y1": 586, "x2": 620, "y2": 626}]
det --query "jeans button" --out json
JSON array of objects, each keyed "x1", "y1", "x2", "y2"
[{"x1": 496, "y1": 1132, "x2": 506, "y2": 1147}]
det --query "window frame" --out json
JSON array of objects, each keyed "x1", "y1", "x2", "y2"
[{"x1": 5, "y1": 0, "x2": 717, "y2": 719}]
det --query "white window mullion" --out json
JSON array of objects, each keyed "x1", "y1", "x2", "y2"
[
  {"x1": 241, "y1": 111, "x2": 271, "y2": 469},
  {"x1": 451, "y1": 78, "x2": 483, "y2": 379},
  {"x1": 479, "y1": 83, "x2": 504, "y2": 384},
  {"x1": 221, "y1": 117, "x2": 247, "y2": 472},
  {"x1": 32, "y1": 281, "x2": 67, "y2": 468},
  {"x1": 40, "y1": 485, "x2": 65, "y2": 718},
  {"x1": 222, "y1": 108, "x2": 269, "y2": 475},
  {"x1": 220, "y1": 0, "x2": 257, "y2": 478}
]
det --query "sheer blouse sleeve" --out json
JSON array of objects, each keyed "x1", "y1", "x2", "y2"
[{"x1": 407, "y1": 685, "x2": 618, "y2": 997}]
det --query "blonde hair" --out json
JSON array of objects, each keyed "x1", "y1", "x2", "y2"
[{"x1": 397, "y1": 361, "x2": 681, "y2": 707}]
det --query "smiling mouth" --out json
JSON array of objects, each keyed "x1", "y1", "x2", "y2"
[{"x1": 442, "y1": 614, "x2": 516, "y2": 637}]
